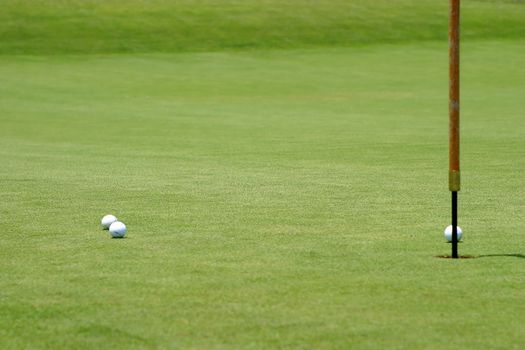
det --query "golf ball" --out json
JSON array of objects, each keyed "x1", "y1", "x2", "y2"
[
  {"x1": 444, "y1": 225, "x2": 463, "y2": 242},
  {"x1": 101, "y1": 214, "x2": 118, "y2": 230},
  {"x1": 109, "y1": 221, "x2": 127, "y2": 238}
]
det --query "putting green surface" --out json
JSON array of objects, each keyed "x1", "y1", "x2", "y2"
[{"x1": 1, "y1": 1, "x2": 524, "y2": 349}]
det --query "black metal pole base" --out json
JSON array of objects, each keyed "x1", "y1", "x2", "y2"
[{"x1": 451, "y1": 191, "x2": 458, "y2": 258}]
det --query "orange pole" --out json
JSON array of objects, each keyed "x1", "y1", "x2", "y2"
[
  {"x1": 449, "y1": 0, "x2": 460, "y2": 258},
  {"x1": 449, "y1": 0, "x2": 460, "y2": 192}
]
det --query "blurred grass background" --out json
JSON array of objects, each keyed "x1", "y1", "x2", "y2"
[{"x1": 1, "y1": 0, "x2": 524, "y2": 54}]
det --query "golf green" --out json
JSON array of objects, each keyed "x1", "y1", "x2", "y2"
[{"x1": 1, "y1": 1, "x2": 524, "y2": 349}]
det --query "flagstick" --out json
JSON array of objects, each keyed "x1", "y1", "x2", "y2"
[{"x1": 449, "y1": 0, "x2": 460, "y2": 259}]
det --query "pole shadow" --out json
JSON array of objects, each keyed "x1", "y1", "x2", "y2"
[
  {"x1": 436, "y1": 253, "x2": 525, "y2": 260},
  {"x1": 477, "y1": 254, "x2": 525, "y2": 259}
]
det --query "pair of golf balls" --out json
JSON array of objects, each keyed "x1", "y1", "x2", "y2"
[
  {"x1": 101, "y1": 214, "x2": 127, "y2": 238},
  {"x1": 444, "y1": 225, "x2": 462, "y2": 242}
]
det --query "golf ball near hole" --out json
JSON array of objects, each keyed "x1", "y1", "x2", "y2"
[
  {"x1": 109, "y1": 221, "x2": 127, "y2": 238},
  {"x1": 101, "y1": 214, "x2": 118, "y2": 230},
  {"x1": 444, "y1": 225, "x2": 463, "y2": 242}
]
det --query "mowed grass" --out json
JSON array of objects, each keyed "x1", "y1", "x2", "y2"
[
  {"x1": 1, "y1": 0, "x2": 525, "y2": 54},
  {"x1": 1, "y1": 40, "x2": 524, "y2": 349},
  {"x1": 1, "y1": 0, "x2": 525, "y2": 348}
]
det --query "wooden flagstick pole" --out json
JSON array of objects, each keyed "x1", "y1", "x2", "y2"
[{"x1": 449, "y1": 0, "x2": 461, "y2": 258}]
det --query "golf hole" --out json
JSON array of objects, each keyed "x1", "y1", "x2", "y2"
[{"x1": 436, "y1": 255, "x2": 476, "y2": 259}]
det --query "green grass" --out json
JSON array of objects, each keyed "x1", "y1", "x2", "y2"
[
  {"x1": 1, "y1": 0, "x2": 525, "y2": 54},
  {"x1": 1, "y1": 40, "x2": 524, "y2": 349},
  {"x1": 1, "y1": 0, "x2": 525, "y2": 349}
]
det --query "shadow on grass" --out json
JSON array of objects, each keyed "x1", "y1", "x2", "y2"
[
  {"x1": 478, "y1": 254, "x2": 525, "y2": 259},
  {"x1": 436, "y1": 253, "x2": 525, "y2": 260}
]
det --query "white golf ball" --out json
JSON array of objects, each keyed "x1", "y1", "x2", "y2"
[
  {"x1": 444, "y1": 225, "x2": 463, "y2": 242},
  {"x1": 101, "y1": 214, "x2": 118, "y2": 230},
  {"x1": 109, "y1": 221, "x2": 127, "y2": 238}
]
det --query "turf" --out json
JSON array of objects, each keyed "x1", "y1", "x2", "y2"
[
  {"x1": 1, "y1": 1, "x2": 524, "y2": 349},
  {"x1": 1, "y1": 0, "x2": 525, "y2": 54}
]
